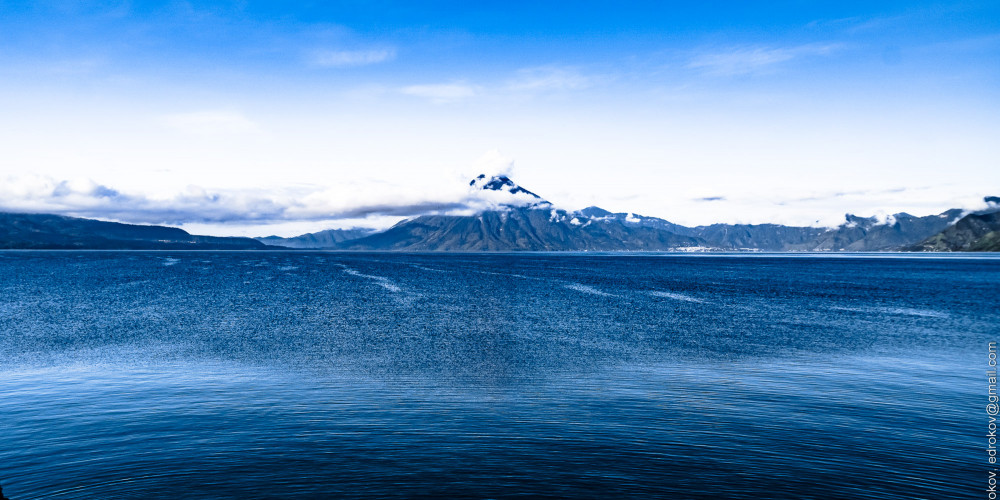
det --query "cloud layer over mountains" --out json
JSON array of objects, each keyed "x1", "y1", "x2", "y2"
[
  {"x1": 3, "y1": 143, "x2": 996, "y2": 238},
  {"x1": 0, "y1": 173, "x2": 546, "y2": 228}
]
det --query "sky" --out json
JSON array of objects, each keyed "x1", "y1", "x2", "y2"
[{"x1": 0, "y1": 0, "x2": 997, "y2": 236}]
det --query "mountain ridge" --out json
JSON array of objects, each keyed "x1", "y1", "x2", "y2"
[
  {"x1": 906, "y1": 211, "x2": 1000, "y2": 251},
  {"x1": 256, "y1": 228, "x2": 376, "y2": 249},
  {"x1": 1, "y1": 176, "x2": 996, "y2": 252},
  {"x1": 339, "y1": 208, "x2": 704, "y2": 251},
  {"x1": 0, "y1": 212, "x2": 272, "y2": 250},
  {"x1": 316, "y1": 175, "x2": 994, "y2": 252}
]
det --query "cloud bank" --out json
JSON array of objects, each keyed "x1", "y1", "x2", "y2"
[{"x1": 0, "y1": 171, "x2": 544, "y2": 229}]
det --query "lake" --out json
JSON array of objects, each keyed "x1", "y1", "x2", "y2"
[{"x1": 0, "y1": 251, "x2": 994, "y2": 498}]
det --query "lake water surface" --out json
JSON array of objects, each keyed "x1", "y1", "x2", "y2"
[{"x1": 0, "y1": 252, "x2": 994, "y2": 498}]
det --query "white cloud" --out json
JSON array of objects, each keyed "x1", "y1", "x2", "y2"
[
  {"x1": 504, "y1": 66, "x2": 596, "y2": 93},
  {"x1": 0, "y1": 165, "x2": 542, "y2": 230},
  {"x1": 2, "y1": 165, "x2": 993, "y2": 237},
  {"x1": 400, "y1": 82, "x2": 477, "y2": 103},
  {"x1": 396, "y1": 67, "x2": 599, "y2": 104},
  {"x1": 396, "y1": 66, "x2": 599, "y2": 104},
  {"x1": 470, "y1": 149, "x2": 515, "y2": 177},
  {"x1": 0, "y1": 174, "x2": 285, "y2": 224},
  {"x1": 161, "y1": 110, "x2": 261, "y2": 135},
  {"x1": 688, "y1": 43, "x2": 844, "y2": 76},
  {"x1": 311, "y1": 48, "x2": 396, "y2": 67},
  {"x1": 665, "y1": 186, "x2": 994, "y2": 228}
]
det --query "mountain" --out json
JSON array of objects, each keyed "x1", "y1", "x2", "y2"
[
  {"x1": 0, "y1": 213, "x2": 272, "y2": 250},
  {"x1": 575, "y1": 206, "x2": 696, "y2": 236},
  {"x1": 794, "y1": 210, "x2": 964, "y2": 251},
  {"x1": 341, "y1": 207, "x2": 703, "y2": 251},
  {"x1": 907, "y1": 210, "x2": 1000, "y2": 251},
  {"x1": 256, "y1": 228, "x2": 375, "y2": 249},
  {"x1": 338, "y1": 175, "x2": 702, "y2": 251},
  {"x1": 575, "y1": 207, "x2": 825, "y2": 251},
  {"x1": 285, "y1": 176, "x2": 998, "y2": 252},
  {"x1": 693, "y1": 224, "x2": 827, "y2": 251},
  {"x1": 469, "y1": 173, "x2": 548, "y2": 203}
]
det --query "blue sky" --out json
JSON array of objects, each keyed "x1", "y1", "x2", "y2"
[{"x1": 0, "y1": 1, "x2": 997, "y2": 235}]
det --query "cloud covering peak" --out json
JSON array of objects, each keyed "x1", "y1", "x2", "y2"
[{"x1": 0, "y1": 168, "x2": 555, "y2": 233}]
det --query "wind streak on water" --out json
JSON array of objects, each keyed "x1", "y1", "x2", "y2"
[
  {"x1": 830, "y1": 305, "x2": 949, "y2": 318},
  {"x1": 473, "y1": 269, "x2": 541, "y2": 280},
  {"x1": 340, "y1": 266, "x2": 402, "y2": 293},
  {"x1": 410, "y1": 264, "x2": 450, "y2": 273},
  {"x1": 647, "y1": 290, "x2": 705, "y2": 303},
  {"x1": 563, "y1": 283, "x2": 618, "y2": 297}
]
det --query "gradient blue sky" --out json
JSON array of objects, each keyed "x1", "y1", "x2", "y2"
[{"x1": 1, "y1": 1, "x2": 997, "y2": 235}]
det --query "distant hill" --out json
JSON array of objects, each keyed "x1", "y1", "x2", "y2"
[
  {"x1": 256, "y1": 228, "x2": 375, "y2": 249},
  {"x1": 575, "y1": 207, "x2": 826, "y2": 251},
  {"x1": 0, "y1": 213, "x2": 272, "y2": 250},
  {"x1": 568, "y1": 208, "x2": 959, "y2": 252},
  {"x1": 570, "y1": 204, "x2": 968, "y2": 252},
  {"x1": 793, "y1": 210, "x2": 964, "y2": 251},
  {"x1": 907, "y1": 211, "x2": 1000, "y2": 251}
]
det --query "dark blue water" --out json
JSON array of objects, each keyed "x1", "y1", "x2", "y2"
[{"x1": 0, "y1": 252, "x2": 995, "y2": 499}]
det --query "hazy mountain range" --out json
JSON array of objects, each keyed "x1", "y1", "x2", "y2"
[
  {"x1": 256, "y1": 228, "x2": 376, "y2": 249},
  {"x1": 0, "y1": 213, "x2": 268, "y2": 250},
  {"x1": 263, "y1": 176, "x2": 998, "y2": 252},
  {"x1": 906, "y1": 206, "x2": 1000, "y2": 252},
  {"x1": 0, "y1": 177, "x2": 996, "y2": 251}
]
